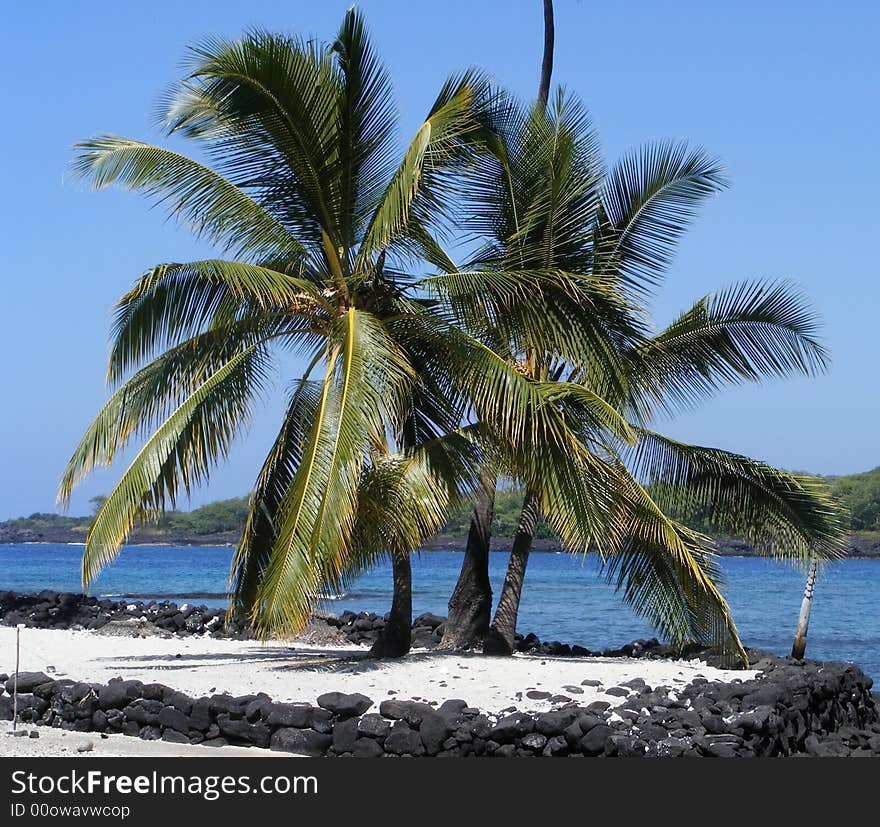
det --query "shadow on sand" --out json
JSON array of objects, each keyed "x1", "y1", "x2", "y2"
[{"x1": 91, "y1": 647, "x2": 490, "y2": 677}]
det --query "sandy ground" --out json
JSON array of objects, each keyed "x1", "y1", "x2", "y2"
[
  {"x1": 1, "y1": 726, "x2": 282, "y2": 758},
  {"x1": 1, "y1": 626, "x2": 755, "y2": 714}
]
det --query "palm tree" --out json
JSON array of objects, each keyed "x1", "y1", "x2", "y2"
[
  {"x1": 439, "y1": 87, "x2": 848, "y2": 658},
  {"x1": 442, "y1": 0, "x2": 555, "y2": 651},
  {"x1": 791, "y1": 558, "x2": 819, "y2": 659},
  {"x1": 56, "y1": 9, "x2": 504, "y2": 646},
  {"x1": 57, "y1": 9, "x2": 619, "y2": 655},
  {"x1": 58, "y1": 8, "x2": 846, "y2": 666}
]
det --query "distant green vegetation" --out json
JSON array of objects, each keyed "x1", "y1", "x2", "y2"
[
  {"x1": 156, "y1": 498, "x2": 250, "y2": 535},
  {"x1": 441, "y1": 487, "x2": 557, "y2": 540},
  {"x1": 5, "y1": 491, "x2": 558, "y2": 540},
  {"x1": 5, "y1": 468, "x2": 880, "y2": 540},
  {"x1": 4, "y1": 497, "x2": 251, "y2": 538},
  {"x1": 5, "y1": 513, "x2": 90, "y2": 534},
  {"x1": 826, "y1": 467, "x2": 880, "y2": 532}
]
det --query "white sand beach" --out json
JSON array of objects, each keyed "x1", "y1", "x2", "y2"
[
  {"x1": 0, "y1": 626, "x2": 755, "y2": 747},
  {"x1": 0, "y1": 726, "x2": 281, "y2": 758}
]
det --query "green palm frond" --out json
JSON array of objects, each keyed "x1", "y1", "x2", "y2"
[
  {"x1": 460, "y1": 89, "x2": 604, "y2": 275},
  {"x1": 356, "y1": 68, "x2": 492, "y2": 269},
  {"x1": 506, "y1": 91, "x2": 603, "y2": 271},
  {"x1": 70, "y1": 137, "x2": 305, "y2": 262},
  {"x1": 166, "y1": 29, "x2": 344, "y2": 255},
  {"x1": 628, "y1": 429, "x2": 848, "y2": 563},
  {"x1": 230, "y1": 368, "x2": 325, "y2": 620},
  {"x1": 58, "y1": 323, "x2": 284, "y2": 507},
  {"x1": 317, "y1": 428, "x2": 484, "y2": 603},
  {"x1": 511, "y1": 438, "x2": 617, "y2": 558},
  {"x1": 346, "y1": 450, "x2": 458, "y2": 580},
  {"x1": 595, "y1": 140, "x2": 728, "y2": 296},
  {"x1": 595, "y1": 461, "x2": 747, "y2": 665},
  {"x1": 420, "y1": 268, "x2": 634, "y2": 367},
  {"x1": 625, "y1": 279, "x2": 829, "y2": 417},
  {"x1": 250, "y1": 309, "x2": 413, "y2": 635},
  {"x1": 393, "y1": 215, "x2": 459, "y2": 274},
  {"x1": 332, "y1": 7, "x2": 399, "y2": 249},
  {"x1": 81, "y1": 342, "x2": 271, "y2": 585},
  {"x1": 106, "y1": 259, "x2": 329, "y2": 382},
  {"x1": 540, "y1": 382, "x2": 636, "y2": 446}
]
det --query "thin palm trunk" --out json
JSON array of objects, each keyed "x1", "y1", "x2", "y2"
[
  {"x1": 442, "y1": 0, "x2": 556, "y2": 655},
  {"x1": 441, "y1": 471, "x2": 496, "y2": 648},
  {"x1": 483, "y1": 488, "x2": 541, "y2": 655},
  {"x1": 482, "y1": 2, "x2": 555, "y2": 655},
  {"x1": 369, "y1": 549, "x2": 412, "y2": 658},
  {"x1": 791, "y1": 558, "x2": 818, "y2": 659},
  {"x1": 538, "y1": 0, "x2": 555, "y2": 106}
]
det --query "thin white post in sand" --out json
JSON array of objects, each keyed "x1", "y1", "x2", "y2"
[{"x1": 12, "y1": 623, "x2": 23, "y2": 732}]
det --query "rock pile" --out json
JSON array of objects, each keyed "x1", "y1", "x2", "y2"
[
  {"x1": 0, "y1": 590, "x2": 249, "y2": 639},
  {"x1": 1, "y1": 658, "x2": 876, "y2": 757},
  {"x1": 0, "y1": 592, "x2": 724, "y2": 661}
]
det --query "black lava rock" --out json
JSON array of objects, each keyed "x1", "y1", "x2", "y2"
[
  {"x1": 316, "y1": 692, "x2": 372, "y2": 719},
  {"x1": 270, "y1": 728, "x2": 332, "y2": 756},
  {"x1": 266, "y1": 703, "x2": 314, "y2": 729}
]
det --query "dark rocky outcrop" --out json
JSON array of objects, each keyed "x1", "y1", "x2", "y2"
[
  {"x1": 1, "y1": 656, "x2": 877, "y2": 758},
  {"x1": 0, "y1": 591, "x2": 807, "y2": 667}
]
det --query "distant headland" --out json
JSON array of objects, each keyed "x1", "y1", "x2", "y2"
[{"x1": 3, "y1": 467, "x2": 880, "y2": 557}]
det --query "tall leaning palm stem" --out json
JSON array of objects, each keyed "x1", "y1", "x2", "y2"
[
  {"x1": 370, "y1": 548, "x2": 413, "y2": 657},
  {"x1": 538, "y1": 0, "x2": 554, "y2": 107},
  {"x1": 441, "y1": 471, "x2": 496, "y2": 648},
  {"x1": 791, "y1": 558, "x2": 818, "y2": 659},
  {"x1": 441, "y1": 0, "x2": 555, "y2": 652},
  {"x1": 482, "y1": 0, "x2": 555, "y2": 651},
  {"x1": 483, "y1": 488, "x2": 541, "y2": 653}
]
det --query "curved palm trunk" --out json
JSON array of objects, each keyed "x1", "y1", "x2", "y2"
[
  {"x1": 791, "y1": 558, "x2": 818, "y2": 660},
  {"x1": 369, "y1": 549, "x2": 412, "y2": 658},
  {"x1": 483, "y1": 488, "x2": 541, "y2": 655},
  {"x1": 446, "y1": 2, "x2": 556, "y2": 656},
  {"x1": 538, "y1": 0, "x2": 555, "y2": 106},
  {"x1": 441, "y1": 472, "x2": 496, "y2": 649}
]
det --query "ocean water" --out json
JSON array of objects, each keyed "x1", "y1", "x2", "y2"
[{"x1": 1, "y1": 543, "x2": 878, "y2": 681}]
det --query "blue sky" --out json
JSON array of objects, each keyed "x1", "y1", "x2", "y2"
[{"x1": 2, "y1": 0, "x2": 877, "y2": 519}]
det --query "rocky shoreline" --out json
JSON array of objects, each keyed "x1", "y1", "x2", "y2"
[
  {"x1": 3, "y1": 658, "x2": 878, "y2": 758},
  {"x1": 0, "y1": 590, "x2": 730, "y2": 664},
  {"x1": 2, "y1": 589, "x2": 880, "y2": 758},
  {"x1": 3, "y1": 526, "x2": 880, "y2": 557}
]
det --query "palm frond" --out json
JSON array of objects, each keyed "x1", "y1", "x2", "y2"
[
  {"x1": 506, "y1": 90, "x2": 604, "y2": 271},
  {"x1": 625, "y1": 279, "x2": 829, "y2": 417},
  {"x1": 80, "y1": 342, "x2": 270, "y2": 585},
  {"x1": 106, "y1": 259, "x2": 329, "y2": 382},
  {"x1": 230, "y1": 365, "x2": 325, "y2": 619},
  {"x1": 356, "y1": 69, "x2": 492, "y2": 269},
  {"x1": 70, "y1": 137, "x2": 305, "y2": 262},
  {"x1": 594, "y1": 460, "x2": 747, "y2": 665},
  {"x1": 595, "y1": 140, "x2": 727, "y2": 295},
  {"x1": 420, "y1": 268, "x2": 641, "y2": 381},
  {"x1": 628, "y1": 429, "x2": 849, "y2": 563},
  {"x1": 332, "y1": 7, "x2": 399, "y2": 250},
  {"x1": 58, "y1": 323, "x2": 285, "y2": 507},
  {"x1": 250, "y1": 309, "x2": 413, "y2": 635},
  {"x1": 165, "y1": 30, "x2": 344, "y2": 259}
]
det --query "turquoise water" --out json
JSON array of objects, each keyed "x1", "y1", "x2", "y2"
[{"x1": 1, "y1": 544, "x2": 877, "y2": 681}]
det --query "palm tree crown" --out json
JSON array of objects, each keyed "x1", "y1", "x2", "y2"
[
  {"x1": 440, "y1": 88, "x2": 848, "y2": 663},
  {"x1": 59, "y1": 10, "x2": 505, "y2": 634}
]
